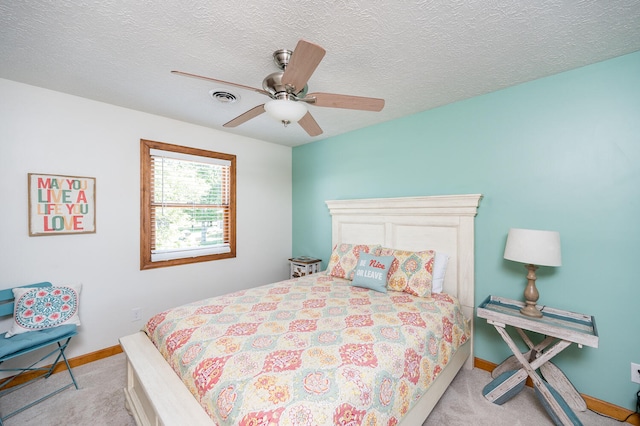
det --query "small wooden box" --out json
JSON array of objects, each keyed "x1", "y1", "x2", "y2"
[{"x1": 289, "y1": 257, "x2": 322, "y2": 279}]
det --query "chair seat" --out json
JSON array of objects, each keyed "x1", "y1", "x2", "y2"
[
  {"x1": 0, "y1": 325, "x2": 77, "y2": 360},
  {"x1": 0, "y1": 283, "x2": 80, "y2": 423}
]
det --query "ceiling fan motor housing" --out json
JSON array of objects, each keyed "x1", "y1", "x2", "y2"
[{"x1": 262, "y1": 71, "x2": 308, "y2": 99}]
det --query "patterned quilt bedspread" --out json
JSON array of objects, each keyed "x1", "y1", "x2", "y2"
[{"x1": 144, "y1": 274, "x2": 470, "y2": 425}]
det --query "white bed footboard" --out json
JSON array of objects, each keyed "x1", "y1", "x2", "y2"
[{"x1": 120, "y1": 332, "x2": 214, "y2": 426}]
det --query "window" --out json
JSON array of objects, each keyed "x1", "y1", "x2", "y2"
[{"x1": 140, "y1": 139, "x2": 236, "y2": 269}]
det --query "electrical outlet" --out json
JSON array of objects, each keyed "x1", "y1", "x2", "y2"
[
  {"x1": 131, "y1": 307, "x2": 143, "y2": 322},
  {"x1": 632, "y1": 362, "x2": 640, "y2": 384}
]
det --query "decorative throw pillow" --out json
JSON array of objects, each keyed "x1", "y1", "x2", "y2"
[
  {"x1": 5, "y1": 284, "x2": 82, "y2": 338},
  {"x1": 378, "y1": 248, "x2": 436, "y2": 297},
  {"x1": 351, "y1": 253, "x2": 394, "y2": 293},
  {"x1": 326, "y1": 243, "x2": 381, "y2": 280}
]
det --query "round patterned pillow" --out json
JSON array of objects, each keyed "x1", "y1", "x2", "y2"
[{"x1": 6, "y1": 284, "x2": 81, "y2": 337}]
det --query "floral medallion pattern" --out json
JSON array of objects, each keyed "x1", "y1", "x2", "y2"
[{"x1": 145, "y1": 275, "x2": 469, "y2": 425}]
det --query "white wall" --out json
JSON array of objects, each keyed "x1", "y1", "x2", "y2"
[{"x1": 0, "y1": 78, "x2": 292, "y2": 359}]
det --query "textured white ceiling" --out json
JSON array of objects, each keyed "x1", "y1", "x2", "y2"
[{"x1": 2, "y1": 1, "x2": 639, "y2": 147}]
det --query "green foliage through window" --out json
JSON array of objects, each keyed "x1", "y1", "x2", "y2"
[
  {"x1": 140, "y1": 139, "x2": 236, "y2": 269},
  {"x1": 152, "y1": 157, "x2": 227, "y2": 252}
]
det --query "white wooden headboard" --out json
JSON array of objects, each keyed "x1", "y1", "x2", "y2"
[{"x1": 326, "y1": 194, "x2": 482, "y2": 364}]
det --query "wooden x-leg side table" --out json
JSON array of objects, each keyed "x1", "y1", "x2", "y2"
[{"x1": 477, "y1": 296, "x2": 598, "y2": 426}]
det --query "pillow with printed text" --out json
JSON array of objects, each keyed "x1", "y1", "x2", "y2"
[{"x1": 351, "y1": 252, "x2": 395, "y2": 292}]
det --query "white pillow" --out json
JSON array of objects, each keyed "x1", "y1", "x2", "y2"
[{"x1": 431, "y1": 252, "x2": 449, "y2": 293}]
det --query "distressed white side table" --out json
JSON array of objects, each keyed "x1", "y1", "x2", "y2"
[
  {"x1": 477, "y1": 296, "x2": 598, "y2": 426},
  {"x1": 288, "y1": 257, "x2": 322, "y2": 279}
]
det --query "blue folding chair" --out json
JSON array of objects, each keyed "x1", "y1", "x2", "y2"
[{"x1": 0, "y1": 282, "x2": 79, "y2": 424}]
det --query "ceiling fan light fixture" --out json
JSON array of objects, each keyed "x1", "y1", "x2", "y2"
[
  {"x1": 173, "y1": 39, "x2": 383, "y2": 136},
  {"x1": 264, "y1": 99, "x2": 307, "y2": 126}
]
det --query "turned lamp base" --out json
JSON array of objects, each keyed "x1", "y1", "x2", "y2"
[
  {"x1": 520, "y1": 264, "x2": 543, "y2": 318},
  {"x1": 503, "y1": 228, "x2": 562, "y2": 319}
]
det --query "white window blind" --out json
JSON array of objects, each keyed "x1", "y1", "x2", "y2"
[{"x1": 149, "y1": 148, "x2": 232, "y2": 262}]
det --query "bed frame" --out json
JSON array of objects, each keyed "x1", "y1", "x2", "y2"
[{"x1": 119, "y1": 194, "x2": 482, "y2": 426}]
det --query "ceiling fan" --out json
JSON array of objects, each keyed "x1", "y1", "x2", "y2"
[{"x1": 172, "y1": 39, "x2": 385, "y2": 137}]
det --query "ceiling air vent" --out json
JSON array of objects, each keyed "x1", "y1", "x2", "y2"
[{"x1": 209, "y1": 90, "x2": 238, "y2": 104}]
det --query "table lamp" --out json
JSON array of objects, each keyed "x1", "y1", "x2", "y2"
[{"x1": 503, "y1": 228, "x2": 562, "y2": 318}]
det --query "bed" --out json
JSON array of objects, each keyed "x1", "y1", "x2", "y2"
[{"x1": 119, "y1": 194, "x2": 482, "y2": 425}]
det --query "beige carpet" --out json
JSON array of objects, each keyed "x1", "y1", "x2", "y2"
[
  {"x1": 0, "y1": 354, "x2": 136, "y2": 426},
  {"x1": 422, "y1": 368, "x2": 623, "y2": 426},
  {"x1": 0, "y1": 353, "x2": 625, "y2": 425}
]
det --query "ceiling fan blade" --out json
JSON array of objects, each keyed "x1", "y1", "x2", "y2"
[
  {"x1": 281, "y1": 40, "x2": 326, "y2": 94},
  {"x1": 172, "y1": 70, "x2": 272, "y2": 97},
  {"x1": 307, "y1": 92, "x2": 385, "y2": 111},
  {"x1": 298, "y1": 112, "x2": 323, "y2": 137},
  {"x1": 223, "y1": 104, "x2": 266, "y2": 128}
]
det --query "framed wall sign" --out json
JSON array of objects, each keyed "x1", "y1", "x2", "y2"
[{"x1": 28, "y1": 173, "x2": 96, "y2": 236}]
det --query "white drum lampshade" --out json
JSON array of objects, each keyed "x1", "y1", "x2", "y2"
[{"x1": 504, "y1": 228, "x2": 561, "y2": 317}]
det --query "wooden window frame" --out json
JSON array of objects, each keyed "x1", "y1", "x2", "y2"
[{"x1": 140, "y1": 139, "x2": 236, "y2": 270}]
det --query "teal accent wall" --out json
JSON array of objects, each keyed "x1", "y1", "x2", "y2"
[{"x1": 292, "y1": 51, "x2": 640, "y2": 411}]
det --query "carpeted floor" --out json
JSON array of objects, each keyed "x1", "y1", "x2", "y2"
[
  {"x1": 1, "y1": 354, "x2": 136, "y2": 426},
  {"x1": 0, "y1": 353, "x2": 626, "y2": 425},
  {"x1": 422, "y1": 368, "x2": 623, "y2": 426}
]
